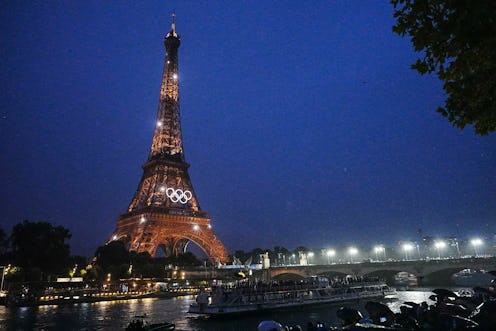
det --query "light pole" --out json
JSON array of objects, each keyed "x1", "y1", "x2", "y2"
[
  {"x1": 349, "y1": 247, "x2": 358, "y2": 263},
  {"x1": 374, "y1": 246, "x2": 385, "y2": 262},
  {"x1": 1, "y1": 265, "x2": 11, "y2": 293},
  {"x1": 403, "y1": 243, "x2": 413, "y2": 260},
  {"x1": 307, "y1": 252, "x2": 314, "y2": 265},
  {"x1": 470, "y1": 238, "x2": 483, "y2": 257},
  {"x1": 454, "y1": 240, "x2": 460, "y2": 258},
  {"x1": 326, "y1": 249, "x2": 336, "y2": 264},
  {"x1": 291, "y1": 254, "x2": 296, "y2": 265},
  {"x1": 434, "y1": 241, "x2": 446, "y2": 259}
]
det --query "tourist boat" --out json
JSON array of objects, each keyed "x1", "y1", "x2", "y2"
[{"x1": 188, "y1": 277, "x2": 395, "y2": 316}]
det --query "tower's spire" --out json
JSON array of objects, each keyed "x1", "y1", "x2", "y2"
[
  {"x1": 167, "y1": 13, "x2": 178, "y2": 38},
  {"x1": 149, "y1": 13, "x2": 182, "y2": 160}
]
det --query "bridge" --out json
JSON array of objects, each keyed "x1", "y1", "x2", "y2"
[{"x1": 267, "y1": 257, "x2": 496, "y2": 285}]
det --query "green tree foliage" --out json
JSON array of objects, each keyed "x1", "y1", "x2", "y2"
[
  {"x1": 69, "y1": 255, "x2": 88, "y2": 269},
  {"x1": 10, "y1": 221, "x2": 71, "y2": 279},
  {"x1": 392, "y1": 0, "x2": 496, "y2": 135},
  {"x1": 295, "y1": 246, "x2": 309, "y2": 253},
  {"x1": 94, "y1": 242, "x2": 203, "y2": 279},
  {"x1": 0, "y1": 226, "x2": 11, "y2": 266},
  {"x1": 94, "y1": 241, "x2": 129, "y2": 269},
  {"x1": 94, "y1": 241, "x2": 130, "y2": 279},
  {"x1": 0, "y1": 227, "x2": 6, "y2": 251},
  {"x1": 130, "y1": 251, "x2": 154, "y2": 278},
  {"x1": 171, "y1": 252, "x2": 202, "y2": 266}
]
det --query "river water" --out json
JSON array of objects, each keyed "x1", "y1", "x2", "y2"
[{"x1": 0, "y1": 290, "x2": 439, "y2": 330}]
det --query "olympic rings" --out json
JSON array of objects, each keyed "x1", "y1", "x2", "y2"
[{"x1": 165, "y1": 187, "x2": 192, "y2": 204}]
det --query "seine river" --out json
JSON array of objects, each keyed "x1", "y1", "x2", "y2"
[{"x1": 0, "y1": 290, "x2": 440, "y2": 330}]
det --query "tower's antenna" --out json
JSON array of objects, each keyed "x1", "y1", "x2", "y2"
[{"x1": 171, "y1": 13, "x2": 176, "y2": 32}]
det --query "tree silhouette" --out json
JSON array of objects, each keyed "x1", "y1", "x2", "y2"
[
  {"x1": 94, "y1": 241, "x2": 130, "y2": 280},
  {"x1": 10, "y1": 220, "x2": 71, "y2": 279},
  {"x1": 392, "y1": 0, "x2": 496, "y2": 135}
]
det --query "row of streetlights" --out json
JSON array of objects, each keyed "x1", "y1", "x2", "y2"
[
  {"x1": 299, "y1": 237, "x2": 486, "y2": 265},
  {"x1": 390, "y1": 238, "x2": 485, "y2": 261},
  {"x1": 302, "y1": 247, "x2": 360, "y2": 264}
]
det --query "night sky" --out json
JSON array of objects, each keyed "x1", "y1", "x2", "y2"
[{"x1": 1, "y1": 1, "x2": 495, "y2": 258}]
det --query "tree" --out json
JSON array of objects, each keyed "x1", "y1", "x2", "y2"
[
  {"x1": 0, "y1": 227, "x2": 7, "y2": 254},
  {"x1": 94, "y1": 241, "x2": 130, "y2": 279},
  {"x1": 129, "y1": 251, "x2": 154, "y2": 278},
  {"x1": 392, "y1": 0, "x2": 496, "y2": 135},
  {"x1": 0, "y1": 227, "x2": 9, "y2": 266},
  {"x1": 10, "y1": 221, "x2": 71, "y2": 279}
]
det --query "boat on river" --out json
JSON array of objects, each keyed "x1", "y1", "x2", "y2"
[
  {"x1": 126, "y1": 315, "x2": 175, "y2": 331},
  {"x1": 188, "y1": 276, "x2": 395, "y2": 316}
]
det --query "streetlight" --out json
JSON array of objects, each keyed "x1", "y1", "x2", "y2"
[
  {"x1": 403, "y1": 243, "x2": 413, "y2": 260},
  {"x1": 307, "y1": 252, "x2": 314, "y2": 265},
  {"x1": 434, "y1": 241, "x2": 446, "y2": 259},
  {"x1": 470, "y1": 238, "x2": 483, "y2": 257},
  {"x1": 326, "y1": 249, "x2": 336, "y2": 264},
  {"x1": 291, "y1": 254, "x2": 296, "y2": 265},
  {"x1": 374, "y1": 246, "x2": 385, "y2": 262},
  {"x1": 1, "y1": 264, "x2": 11, "y2": 293},
  {"x1": 349, "y1": 247, "x2": 358, "y2": 263}
]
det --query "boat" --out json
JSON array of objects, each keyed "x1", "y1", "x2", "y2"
[
  {"x1": 188, "y1": 276, "x2": 395, "y2": 316},
  {"x1": 125, "y1": 315, "x2": 175, "y2": 331}
]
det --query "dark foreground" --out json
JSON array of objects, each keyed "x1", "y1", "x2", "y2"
[{"x1": 261, "y1": 287, "x2": 496, "y2": 331}]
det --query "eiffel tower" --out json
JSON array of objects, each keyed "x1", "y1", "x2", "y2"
[{"x1": 109, "y1": 15, "x2": 229, "y2": 264}]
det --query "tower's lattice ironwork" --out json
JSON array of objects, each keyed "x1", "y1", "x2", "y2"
[{"x1": 109, "y1": 16, "x2": 229, "y2": 264}]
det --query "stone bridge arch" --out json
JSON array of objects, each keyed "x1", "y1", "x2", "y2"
[
  {"x1": 363, "y1": 269, "x2": 407, "y2": 284},
  {"x1": 270, "y1": 268, "x2": 308, "y2": 279},
  {"x1": 268, "y1": 257, "x2": 496, "y2": 285}
]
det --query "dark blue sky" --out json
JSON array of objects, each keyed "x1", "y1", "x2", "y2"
[{"x1": 1, "y1": 1, "x2": 495, "y2": 257}]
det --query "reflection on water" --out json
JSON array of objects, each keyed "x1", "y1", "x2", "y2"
[{"x1": 0, "y1": 290, "x2": 451, "y2": 330}]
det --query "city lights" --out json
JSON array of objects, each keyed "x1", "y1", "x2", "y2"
[
  {"x1": 374, "y1": 245, "x2": 385, "y2": 261},
  {"x1": 470, "y1": 238, "x2": 483, "y2": 257},
  {"x1": 434, "y1": 241, "x2": 446, "y2": 259},
  {"x1": 348, "y1": 247, "x2": 358, "y2": 263},
  {"x1": 307, "y1": 252, "x2": 314, "y2": 265},
  {"x1": 326, "y1": 249, "x2": 336, "y2": 264},
  {"x1": 403, "y1": 243, "x2": 414, "y2": 260}
]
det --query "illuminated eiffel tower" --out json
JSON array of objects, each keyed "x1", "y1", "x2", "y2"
[{"x1": 109, "y1": 15, "x2": 229, "y2": 264}]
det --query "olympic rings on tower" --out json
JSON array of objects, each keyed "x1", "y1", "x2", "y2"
[{"x1": 165, "y1": 187, "x2": 192, "y2": 204}]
